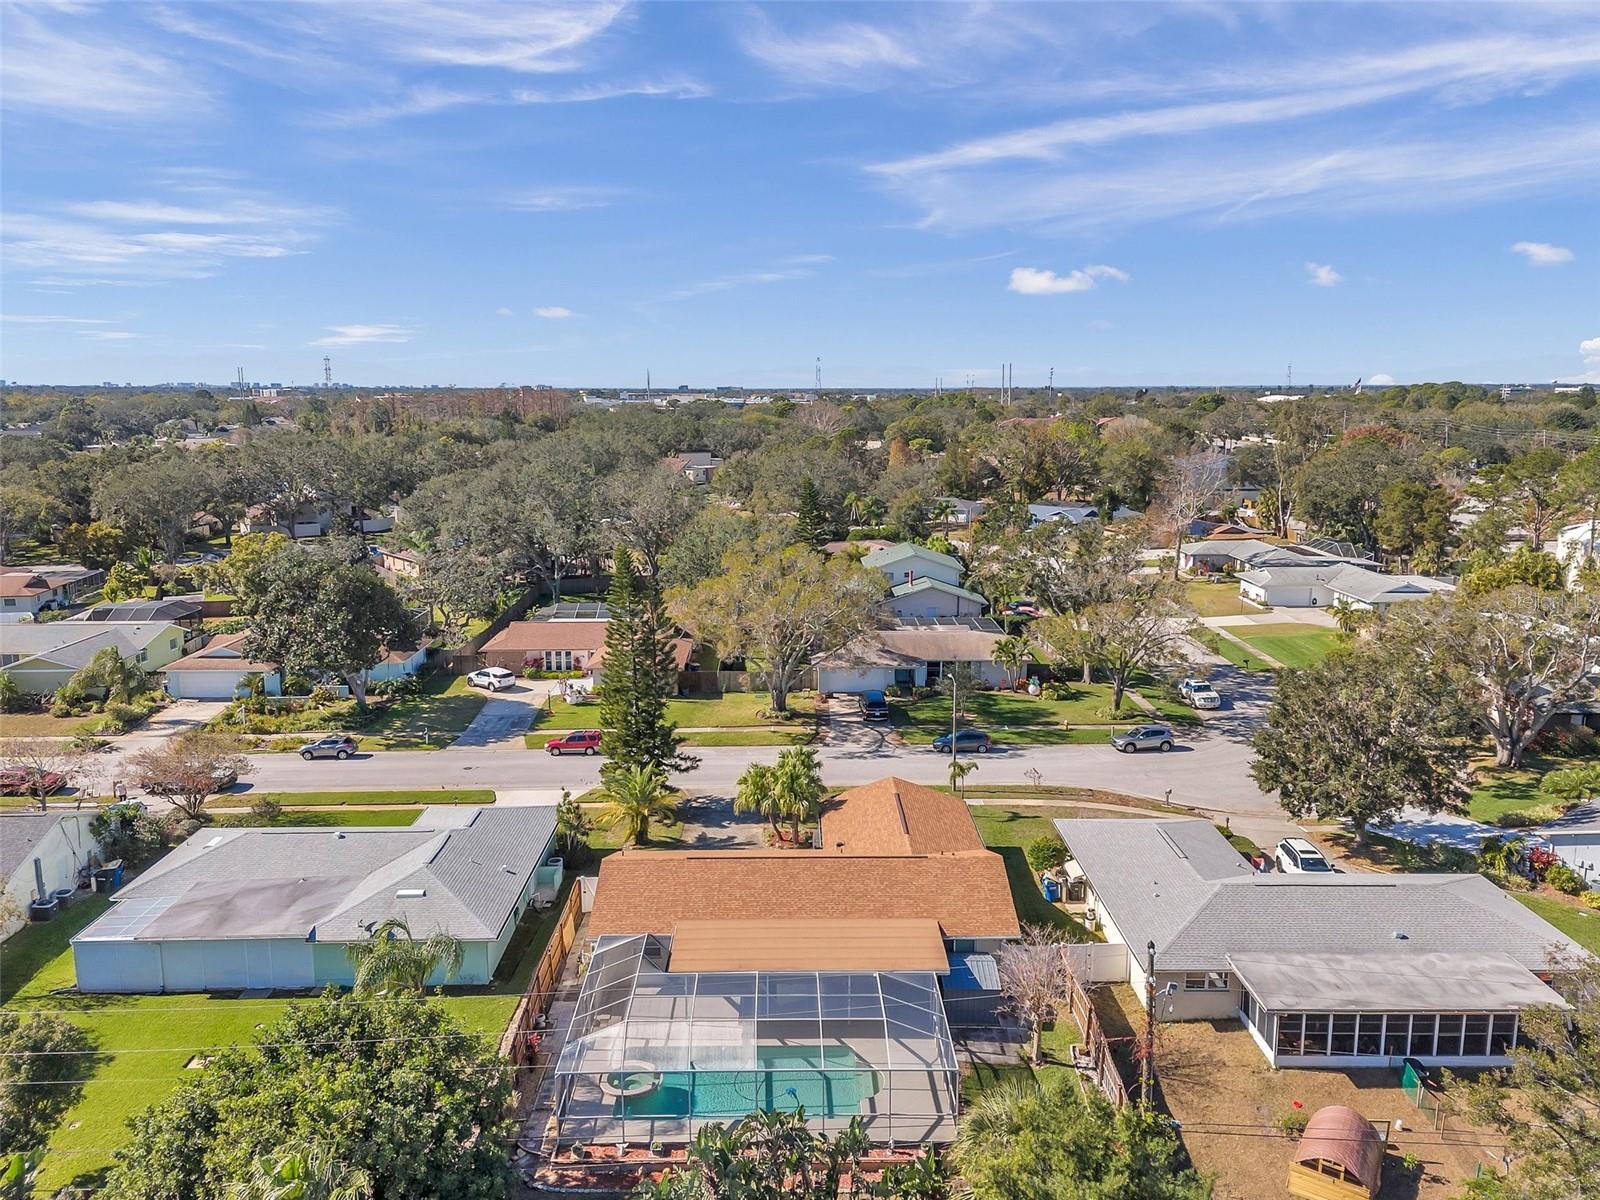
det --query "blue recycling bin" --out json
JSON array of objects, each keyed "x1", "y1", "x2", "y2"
[{"x1": 1042, "y1": 875, "x2": 1061, "y2": 903}]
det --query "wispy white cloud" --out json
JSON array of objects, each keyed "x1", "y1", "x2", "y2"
[
  {"x1": 534, "y1": 306, "x2": 575, "y2": 319},
  {"x1": 504, "y1": 186, "x2": 624, "y2": 212},
  {"x1": 1366, "y1": 373, "x2": 1397, "y2": 386},
  {"x1": 1305, "y1": 262, "x2": 1342, "y2": 287},
  {"x1": 1086, "y1": 319, "x2": 1114, "y2": 331},
  {"x1": 1008, "y1": 265, "x2": 1128, "y2": 295},
  {"x1": 496, "y1": 307, "x2": 515, "y2": 317},
  {"x1": 319, "y1": 84, "x2": 488, "y2": 128},
  {"x1": 511, "y1": 77, "x2": 710, "y2": 104},
  {"x1": 665, "y1": 265, "x2": 818, "y2": 302},
  {"x1": 1577, "y1": 336, "x2": 1600, "y2": 383},
  {"x1": 881, "y1": 121, "x2": 1600, "y2": 234},
  {"x1": 79, "y1": 330, "x2": 139, "y2": 341},
  {"x1": 310, "y1": 324, "x2": 414, "y2": 347},
  {"x1": 5, "y1": 180, "x2": 331, "y2": 281},
  {"x1": 739, "y1": 17, "x2": 921, "y2": 86},
  {"x1": 1, "y1": 314, "x2": 111, "y2": 325},
  {"x1": 340, "y1": 0, "x2": 628, "y2": 73},
  {"x1": 0, "y1": 4, "x2": 210, "y2": 120},
  {"x1": 1510, "y1": 240, "x2": 1574, "y2": 266}
]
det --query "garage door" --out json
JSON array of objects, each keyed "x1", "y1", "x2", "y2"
[{"x1": 167, "y1": 671, "x2": 242, "y2": 700}]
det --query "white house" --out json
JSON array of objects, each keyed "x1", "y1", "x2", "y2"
[
  {"x1": 72, "y1": 806, "x2": 561, "y2": 993},
  {"x1": 0, "y1": 564, "x2": 105, "y2": 621},
  {"x1": 860, "y1": 543, "x2": 964, "y2": 590},
  {"x1": 2, "y1": 812, "x2": 101, "y2": 938},
  {"x1": 161, "y1": 633, "x2": 284, "y2": 700},
  {"x1": 1558, "y1": 521, "x2": 1597, "y2": 586},
  {"x1": 240, "y1": 500, "x2": 394, "y2": 539},
  {"x1": 1236, "y1": 563, "x2": 1454, "y2": 613},
  {"x1": 817, "y1": 617, "x2": 1008, "y2": 693},
  {"x1": 1027, "y1": 503, "x2": 1140, "y2": 528},
  {"x1": 1055, "y1": 818, "x2": 1582, "y2": 1070},
  {"x1": 884, "y1": 578, "x2": 987, "y2": 619},
  {"x1": 933, "y1": 497, "x2": 987, "y2": 526}
]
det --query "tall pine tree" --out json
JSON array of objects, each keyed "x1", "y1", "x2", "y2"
[
  {"x1": 597, "y1": 546, "x2": 686, "y2": 777},
  {"x1": 794, "y1": 478, "x2": 832, "y2": 548}
]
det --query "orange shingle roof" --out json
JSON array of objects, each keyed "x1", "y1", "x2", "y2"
[
  {"x1": 820, "y1": 777, "x2": 986, "y2": 856},
  {"x1": 587, "y1": 846, "x2": 1019, "y2": 942}
]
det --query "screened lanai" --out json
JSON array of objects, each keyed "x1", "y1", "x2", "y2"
[{"x1": 553, "y1": 935, "x2": 961, "y2": 1146}]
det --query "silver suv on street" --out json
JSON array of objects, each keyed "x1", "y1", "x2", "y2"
[{"x1": 1110, "y1": 724, "x2": 1175, "y2": 753}]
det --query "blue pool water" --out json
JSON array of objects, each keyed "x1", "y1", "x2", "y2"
[{"x1": 616, "y1": 1045, "x2": 879, "y2": 1119}]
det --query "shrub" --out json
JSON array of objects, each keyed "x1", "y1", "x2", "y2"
[
  {"x1": 0, "y1": 673, "x2": 24, "y2": 714},
  {"x1": 1581, "y1": 891, "x2": 1600, "y2": 910},
  {"x1": 1277, "y1": 1109, "x2": 1310, "y2": 1137},
  {"x1": 1025, "y1": 835, "x2": 1068, "y2": 873},
  {"x1": 1540, "y1": 763, "x2": 1600, "y2": 805},
  {"x1": 1496, "y1": 807, "x2": 1566, "y2": 829},
  {"x1": 1546, "y1": 863, "x2": 1589, "y2": 896},
  {"x1": 89, "y1": 803, "x2": 168, "y2": 867},
  {"x1": 307, "y1": 684, "x2": 346, "y2": 707},
  {"x1": 249, "y1": 795, "x2": 283, "y2": 823},
  {"x1": 368, "y1": 676, "x2": 420, "y2": 699}
]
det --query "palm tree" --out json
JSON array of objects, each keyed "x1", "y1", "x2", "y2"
[
  {"x1": 1328, "y1": 598, "x2": 1369, "y2": 637},
  {"x1": 859, "y1": 496, "x2": 886, "y2": 527},
  {"x1": 83, "y1": 646, "x2": 146, "y2": 704},
  {"x1": 734, "y1": 761, "x2": 784, "y2": 840},
  {"x1": 772, "y1": 746, "x2": 825, "y2": 846},
  {"x1": 931, "y1": 497, "x2": 956, "y2": 534},
  {"x1": 843, "y1": 491, "x2": 866, "y2": 528},
  {"x1": 951, "y1": 1076, "x2": 1036, "y2": 1173},
  {"x1": 1477, "y1": 834, "x2": 1527, "y2": 879},
  {"x1": 225, "y1": 1140, "x2": 373, "y2": 1200},
  {"x1": 992, "y1": 635, "x2": 1030, "y2": 690},
  {"x1": 948, "y1": 758, "x2": 978, "y2": 799},
  {"x1": 345, "y1": 917, "x2": 464, "y2": 996},
  {"x1": 598, "y1": 764, "x2": 676, "y2": 846}
]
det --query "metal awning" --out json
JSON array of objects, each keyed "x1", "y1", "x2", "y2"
[{"x1": 1228, "y1": 951, "x2": 1570, "y2": 1013}]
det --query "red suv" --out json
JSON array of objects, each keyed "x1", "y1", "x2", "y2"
[{"x1": 545, "y1": 730, "x2": 603, "y2": 757}]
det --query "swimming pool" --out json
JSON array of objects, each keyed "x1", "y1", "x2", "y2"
[{"x1": 616, "y1": 1044, "x2": 879, "y2": 1119}]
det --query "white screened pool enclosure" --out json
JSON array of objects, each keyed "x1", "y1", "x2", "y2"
[{"x1": 553, "y1": 936, "x2": 961, "y2": 1146}]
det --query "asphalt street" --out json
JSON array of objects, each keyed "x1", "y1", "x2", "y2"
[{"x1": 232, "y1": 665, "x2": 1279, "y2": 821}]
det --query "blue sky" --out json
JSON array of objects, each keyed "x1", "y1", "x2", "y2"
[{"x1": 2, "y1": 1, "x2": 1597, "y2": 388}]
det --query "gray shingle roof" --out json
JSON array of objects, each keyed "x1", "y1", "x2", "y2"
[
  {"x1": 1056, "y1": 818, "x2": 1584, "y2": 972},
  {"x1": 3, "y1": 623, "x2": 181, "y2": 670},
  {"x1": 1, "y1": 812, "x2": 68, "y2": 881},
  {"x1": 95, "y1": 806, "x2": 557, "y2": 944}
]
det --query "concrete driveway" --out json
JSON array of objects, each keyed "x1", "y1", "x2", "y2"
[{"x1": 450, "y1": 680, "x2": 552, "y2": 750}]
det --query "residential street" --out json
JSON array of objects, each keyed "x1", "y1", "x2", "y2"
[{"x1": 232, "y1": 665, "x2": 1278, "y2": 820}]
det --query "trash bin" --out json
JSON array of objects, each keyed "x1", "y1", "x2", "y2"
[{"x1": 1042, "y1": 875, "x2": 1062, "y2": 903}]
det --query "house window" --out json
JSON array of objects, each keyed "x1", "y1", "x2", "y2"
[
  {"x1": 1275, "y1": 1013, "x2": 1304, "y2": 1056},
  {"x1": 1383, "y1": 1014, "x2": 1410, "y2": 1057},
  {"x1": 1184, "y1": 972, "x2": 1229, "y2": 992},
  {"x1": 1355, "y1": 1015, "x2": 1384, "y2": 1056},
  {"x1": 1331, "y1": 1014, "x2": 1358, "y2": 1056},
  {"x1": 1490, "y1": 1015, "x2": 1517, "y2": 1054},
  {"x1": 1303, "y1": 1013, "x2": 1331, "y2": 1055},
  {"x1": 1408, "y1": 1014, "x2": 1437, "y2": 1057},
  {"x1": 170, "y1": 637, "x2": 178, "y2": 649},
  {"x1": 1463, "y1": 1015, "x2": 1491, "y2": 1057},
  {"x1": 137, "y1": 650, "x2": 148, "y2": 663},
  {"x1": 1436, "y1": 1014, "x2": 1464, "y2": 1057},
  {"x1": 2, "y1": 599, "x2": 13, "y2": 608}
]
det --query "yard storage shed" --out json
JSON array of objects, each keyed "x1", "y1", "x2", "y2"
[{"x1": 1289, "y1": 1105, "x2": 1383, "y2": 1199}]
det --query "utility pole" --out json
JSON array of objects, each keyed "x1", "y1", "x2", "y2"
[
  {"x1": 1141, "y1": 940, "x2": 1157, "y2": 1106},
  {"x1": 1048, "y1": 366, "x2": 1055, "y2": 408}
]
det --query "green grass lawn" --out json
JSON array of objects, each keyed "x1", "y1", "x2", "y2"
[
  {"x1": 359, "y1": 672, "x2": 487, "y2": 749},
  {"x1": 893, "y1": 686, "x2": 1150, "y2": 746},
  {"x1": 2, "y1": 856, "x2": 575, "y2": 1193},
  {"x1": 1230, "y1": 623, "x2": 1342, "y2": 668},
  {"x1": 215, "y1": 808, "x2": 423, "y2": 828},
  {"x1": 968, "y1": 806, "x2": 1091, "y2": 939},
  {"x1": 210, "y1": 789, "x2": 495, "y2": 808},
  {"x1": 1468, "y1": 758, "x2": 1559, "y2": 825},
  {"x1": 1513, "y1": 893, "x2": 1600, "y2": 954},
  {"x1": 1182, "y1": 579, "x2": 1255, "y2": 618},
  {"x1": 679, "y1": 729, "x2": 816, "y2": 747},
  {"x1": 536, "y1": 691, "x2": 815, "y2": 731},
  {"x1": 0, "y1": 710, "x2": 105, "y2": 737},
  {"x1": 1192, "y1": 627, "x2": 1269, "y2": 671}
]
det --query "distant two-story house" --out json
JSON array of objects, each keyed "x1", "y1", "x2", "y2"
[
  {"x1": 861, "y1": 542, "x2": 987, "y2": 620},
  {"x1": 861, "y1": 543, "x2": 964, "y2": 589},
  {"x1": 240, "y1": 499, "x2": 394, "y2": 539}
]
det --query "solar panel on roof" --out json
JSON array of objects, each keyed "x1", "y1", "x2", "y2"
[{"x1": 80, "y1": 894, "x2": 178, "y2": 941}]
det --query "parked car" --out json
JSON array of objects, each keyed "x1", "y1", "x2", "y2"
[
  {"x1": 467, "y1": 667, "x2": 517, "y2": 692},
  {"x1": 0, "y1": 768, "x2": 65, "y2": 796},
  {"x1": 300, "y1": 735, "x2": 359, "y2": 761},
  {"x1": 860, "y1": 690, "x2": 891, "y2": 721},
  {"x1": 1110, "y1": 725, "x2": 1175, "y2": 753},
  {"x1": 143, "y1": 766, "x2": 238, "y2": 797},
  {"x1": 931, "y1": 728, "x2": 992, "y2": 754},
  {"x1": 1178, "y1": 678, "x2": 1221, "y2": 709},
  {"x1": 1275, "y1": 837, "x2": 1335, "y2": 874},
  {"x1": 546, "y1": 729, "x2": 603, "y2": 756}
]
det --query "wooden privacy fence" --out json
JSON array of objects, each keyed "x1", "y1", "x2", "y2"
[
  {"x1": 501, "y1": 883, "x2": 583, "y2": 1075},
  {"x1": 1067, "y1": 975, "x2": 1130, "y2": 1109}
]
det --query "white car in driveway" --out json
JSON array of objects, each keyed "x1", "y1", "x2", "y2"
[
  {"x1": 1178, "y1": 677, "x2": 1222, "y2": 709},
  {"x1": 467, "y1": 667, "x2": 517, "y2": 692},
  {"x1": 1274, "y1": 837, "x2": 1335, "y2": 874}
]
